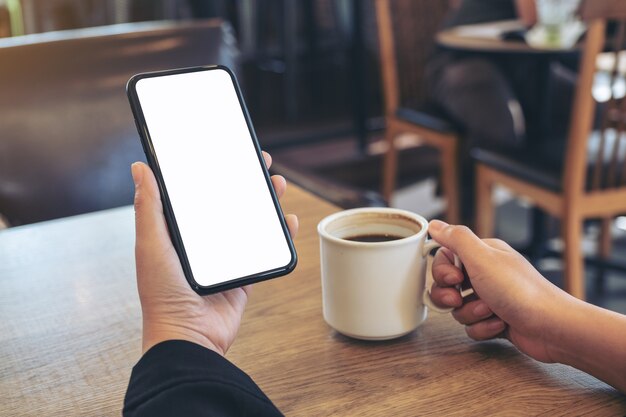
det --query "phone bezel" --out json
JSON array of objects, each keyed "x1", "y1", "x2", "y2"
[{"x1": 126, "y1": 65, "x2": 297, "y2": 294}]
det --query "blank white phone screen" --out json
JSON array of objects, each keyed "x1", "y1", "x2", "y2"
[{"x1": 135, "y1": 68, "x2": 292, "y2": 287}]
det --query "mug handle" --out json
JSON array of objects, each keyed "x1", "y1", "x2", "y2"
[{"x1": 421, "y1": 240, "x2": 475, "y2": 314}]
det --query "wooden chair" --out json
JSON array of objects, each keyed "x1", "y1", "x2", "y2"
[
  {"x1": 375, "y1": 0, "x2": 460, "y2": 223},
  {"x1": 474, "y1": 0, "x2": 626, "y2": 299}
]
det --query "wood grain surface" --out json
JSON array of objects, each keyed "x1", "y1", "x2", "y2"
[{"x1": 1, "y1": 185, "x2": 624, "y2": 416}]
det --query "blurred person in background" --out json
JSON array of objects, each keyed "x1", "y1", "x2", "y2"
[{"x1": 425, "y1": 0, "x2": 579, "y2": 223}]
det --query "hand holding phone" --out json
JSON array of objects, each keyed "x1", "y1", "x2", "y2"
[
  {"x1": 131, "y1": 156, "x2": 297, "y2": 355},
  {"x1": 127, "y1": 66, "x2": 297, "y2": 294}
]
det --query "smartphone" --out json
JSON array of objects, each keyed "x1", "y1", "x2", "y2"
[{"x1": 126, "y1": 65, "x2": 297, "y2": 294}]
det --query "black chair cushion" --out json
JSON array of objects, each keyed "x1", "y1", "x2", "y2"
[
  {"x1": 395, "y1": 103, "x2": 458, "y2": 134},
  {"x1": 471, "y1": 129, "x2": 625, "y2": 193},
  {"x1": 471, "y1": 147, "x2": 563, "y2": 192}
]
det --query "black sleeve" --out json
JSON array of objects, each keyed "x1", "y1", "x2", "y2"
[{"x1": 123, "y1": 340, "x2": 283, "y2": 417}]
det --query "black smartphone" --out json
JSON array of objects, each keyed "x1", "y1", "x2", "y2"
[{"x1": 126, "y1": 65, "x2": 297, "y2": 294}]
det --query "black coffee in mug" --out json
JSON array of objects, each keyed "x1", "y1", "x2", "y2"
[{"x1": 345, "y1": 234, "x2": 405, "y2": 243}]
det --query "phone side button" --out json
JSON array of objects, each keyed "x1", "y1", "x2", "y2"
[{"x1": 134, "y1": 120, "x2": 149, "y2": 158}]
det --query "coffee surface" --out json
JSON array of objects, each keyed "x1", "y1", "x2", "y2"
[{"x1": 345, "y1": 234, "x2": 405, "y2": 243}]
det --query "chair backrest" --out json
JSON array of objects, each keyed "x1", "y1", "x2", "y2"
[
  {"x1": 565, "y1": 0, "x2": 626, "y2": 196},
  {"x1": 375, "y1": 0, "x2": 452, "y2": 116},
  {"x1": 0, "y1": 19, "x2": 239, "y2": 226}
]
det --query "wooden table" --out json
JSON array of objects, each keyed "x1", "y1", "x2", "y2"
[
  {"x1": 1, "y1": 185, "x2": 625, "y2": 416},
  {"x1": 438, "y1": 20, "x2": 529, "y2": 53},
  {"x1": 436, "y1": 19, "x2": 578, "y2": 55}
]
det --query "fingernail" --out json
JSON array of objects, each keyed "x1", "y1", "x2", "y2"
[
  {"x1": 487, "y1": 319, "x2": 506, "y2": 332},
  {"x1": 444, "y1": 274, "x2": 459, "y2": 285},
  {"x1": 131, "y1": 163, "x2": 142, "y2": 187},
  {"x1": 442, "y1": 294, "x2": 456, "y2": 306},
  {"x1": 473, "y1": 302, "x2": 490, "y2": 317},
  {"x1": 429, "y1": 219, "x2": 449, "y2": 232}
]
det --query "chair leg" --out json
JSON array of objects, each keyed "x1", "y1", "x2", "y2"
[
  {"x1": 562, "y1": 210, "x2": 585, "y2": 299},
  {"x1": 599, "y1": 217, "x2": 613, "y2": 258},
  {"x1": 475, "y1": 164, "x2": 495, "y2": 238},
  {"x1": 440, "y1": 142, "x2": 460, "y2": 224},
  {"x1": 529, "y1": 208, "x2": 548, "y2": 264},
  {"x1": 382, "y1": 125, "x2": 398, "y2": 204},
  {"x1": 595, "y1": 217, "x2": 613, "y2": 294}
]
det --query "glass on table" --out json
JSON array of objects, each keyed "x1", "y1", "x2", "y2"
[{"x1": 531, "y1": 0, "x2": 583, "y2": 48}]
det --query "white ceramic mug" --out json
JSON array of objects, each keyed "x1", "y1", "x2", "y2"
[{"x1": 317, "y1": 208, "x2": 472, "y2": 341}]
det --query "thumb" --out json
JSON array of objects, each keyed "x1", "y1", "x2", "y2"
[
  {"x1": 131, "y1": 162, "x2": 171, "y2": 248},
  {"x1": 428, "y1": 220, "x2": 488, "y2": 262}
]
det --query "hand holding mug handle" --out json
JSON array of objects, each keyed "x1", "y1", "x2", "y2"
[{"x1": 421, "y1": 240, "x2": 474, "y2": 314}]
